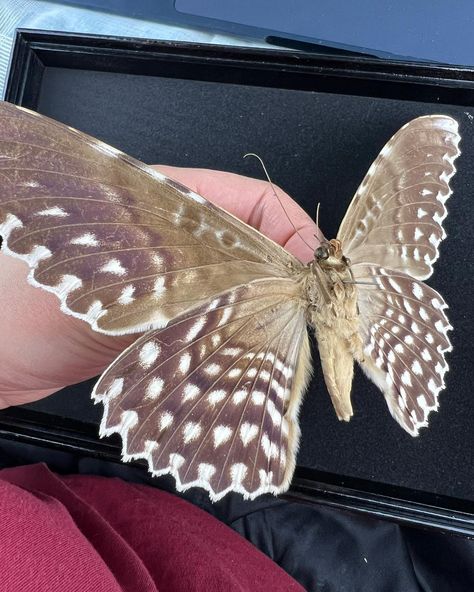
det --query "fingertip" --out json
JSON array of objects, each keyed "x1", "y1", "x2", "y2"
[
  {"x1": 152, "y1": 165, "x2": 323, "y2": 262},
  {"x1": 284, "y1": 223, "x2": 324, "y2": 262}
]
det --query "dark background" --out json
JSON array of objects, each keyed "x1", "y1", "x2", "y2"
[{"x1": 12, "y1": 60, "x2": 472, "y2": 502}]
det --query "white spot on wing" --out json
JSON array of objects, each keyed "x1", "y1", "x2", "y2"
[
  {"x1": 219, "y1": 307, "x2": 232, "y2": 326},
  {"x1": 154, "y1": 277, "x2": 166, "y2": 297},
  {"x1": 186, "y1": 316, "x2": 206, "y2": 341},
  {"x1": 183, "y1": 383, "x2": 200, "y2": 401},
  {"x1": 230, "y1": 463, "x2": 248, "y2": 486},
  {"x1": 266, "y1": 399, "x2": 282, "y2": 426},
  {"x1": 401, "y1": 370, "x2": 412, "y2": 386},
  {"x1": 252, "y1": 391, "x2": 266, "y2": 406},
  {"x1": 36, "y1": 206, "x2": 69, "y2": 218},
  {"x1": 145, "y1": 377, "x2": 164, "y2": 400},
  {"x1": 160, "y1": 411, "x2": 174, "y2": 430},
  {"x1": 100, "y1": 258, "x2": 127, "y2": 276},
  {"x1": 71, "y1": 232, "x2": 99, "y2": 247},
  {"x1": 419, "y1": 307, "x2": 429, "y2": 321},
  {"x1": 139, "y1": 341, "x2": 160, "y2": 369},
  {"x1": 20, "y1": 181, "x2": 40, "y2": 189},
  {"x1": 213, "y1": 425, "x2": 232, "y2": 448},
  {"x1": 414, "y1": 227, "x2": 424, "y2": 241},
  {"x1": 169, "y1": 453, "x2": 185, "y2": 470},
  {"x1": 179, "y1": 352, "x2": 191, "y2": 374},
  {"x1": 222, "y1": 347, "x2": 242, "y2": 356},
  {"x1": 259, "y1": 469, "x2": 274, "y2": 488},
  {"x1": 388, "y1": 278, "x2": 402, "y2": 293},
  {"x1": 240, "y1": 423, "x2": 259, "y2": 446},
  {"x1": 211, "y1": 334, "x2": 222, "y2": 347},
  {"x1": 118, "y1": 284, "x2": 136, "y2": 305},
  {"x1": 183, "y1": 422, "x2": 201, "y2": 443},
  {"x1": 421, "y1": 348, "x2": 432, "y2": 361},
  {"x1": 107, "y1": 378, "x2": 124, "y2": 399},
  {"x1": 417, "y1": 208, "x2": 427, "y2": 219},
  {"x1": 261, "y1": 434, "x2": 279, "y2": 459},
  {"x1": 205, "y1": 363, "x2": 221, "y2": 377},
  {"x1": 208, "y1": 389, "x2": 226, "y2": 405},
  {"x1": 198, "y1": 463, "x2": 216, "y2": 481},
  {"x1": 233, "y1": 389, "x2": 248, "y2": 404}
]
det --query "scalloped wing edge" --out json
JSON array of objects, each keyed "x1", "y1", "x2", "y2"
[
  {"x1": 339, "y1": 114, "x2": 461, "y2": 281},
  {"x1": 356, "y1": 269, "x2": 452, "y2": 436},
  {"x1": 0, "y1": 103, "x2": 300, "y2": 336},
  {"x1": 90, "y1": 328, "x2": 312, "y2": 502},
  {"x1": 0, "y1": 213, "x2": 169, "y2": 336}
]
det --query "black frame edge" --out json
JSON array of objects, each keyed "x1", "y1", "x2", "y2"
[{"x1": 1, "y1": 408, "x2": 473, "y2": 537}]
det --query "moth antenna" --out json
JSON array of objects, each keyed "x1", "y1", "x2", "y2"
[
  {"x1": 316, "y1": 202, "x2": 321, "y2": 230},
  {"x1": 243, "y1": 153, "x2": 315, "y2": 252}
]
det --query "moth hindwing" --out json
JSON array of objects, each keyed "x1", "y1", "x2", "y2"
[{"x1": 0, "y1": 102, "x2": 460, "y2": 498}]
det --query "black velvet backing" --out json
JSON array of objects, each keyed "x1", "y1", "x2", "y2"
[{"x1": 17, "y1": 63, "x2": 474, "y2": 501}]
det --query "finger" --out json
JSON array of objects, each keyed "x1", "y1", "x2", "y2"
[
  {"x1": 155, "y1": 165, "x2": 322, "y2": 263},
  {"x1": 0, "y1": 252, "x2": 136, "y2": 399}
]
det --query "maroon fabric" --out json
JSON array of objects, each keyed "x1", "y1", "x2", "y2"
[{"x1": 0, "y1": 464, "x2": 304, "y2": 592}]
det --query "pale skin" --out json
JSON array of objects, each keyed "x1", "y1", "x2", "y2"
[{"x1": 0, "y1": 165, "x2": 321, "y2": 409}]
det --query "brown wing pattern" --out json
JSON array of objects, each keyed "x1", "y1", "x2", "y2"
[
  {"x1": 92, "y1": 280, "x2": 311, "y2": 500},
  {"x1": 337, "y1": 116, "x2": 460, "y2": 434},
  {"x1": 0, "y1": 102, "x2": 302, "y2": 335},
  {"x1": 354, "y1": 264, "x2": 451, "y2": 435},
  {"x1": 338, "y1": 115, "x2": 461, "y2": 280}
]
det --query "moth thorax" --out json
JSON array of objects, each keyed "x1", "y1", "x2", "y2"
[
  {"x1": 305, "y1": 238, "x2": 358, "y2": 324},
  {"x1": 314, "y1": 238, "x2": 346, "y2": 271}
]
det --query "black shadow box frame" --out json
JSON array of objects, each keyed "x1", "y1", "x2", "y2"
[{"x1": 1, "y1": 29, "x2": 474, "y2": 537}]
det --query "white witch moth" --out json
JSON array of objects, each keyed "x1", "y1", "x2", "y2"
[{"x1": 0, "y1": 102, "x2": 460, "y2": 500}]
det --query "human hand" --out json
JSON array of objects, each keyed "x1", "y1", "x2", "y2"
[{"x1": 0, "y1": 166, "x2": 320, "y2": 409}]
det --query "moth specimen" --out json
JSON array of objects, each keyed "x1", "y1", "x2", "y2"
[{"x1": 0, "y1": 102, "x2": 460, "y2": 500}]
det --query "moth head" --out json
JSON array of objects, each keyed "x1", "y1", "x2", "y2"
[{"x1": 314, "y1": 239, "x2": 349, "y2": 270}]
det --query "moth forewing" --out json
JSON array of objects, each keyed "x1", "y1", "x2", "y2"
[{"x1": 0, "y1": 101, "x2": 462, "y2": 500}]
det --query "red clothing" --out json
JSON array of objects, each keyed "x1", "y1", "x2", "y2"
[{"x1": 0, "y1": 464, "x2": 304, "y2": 592}]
